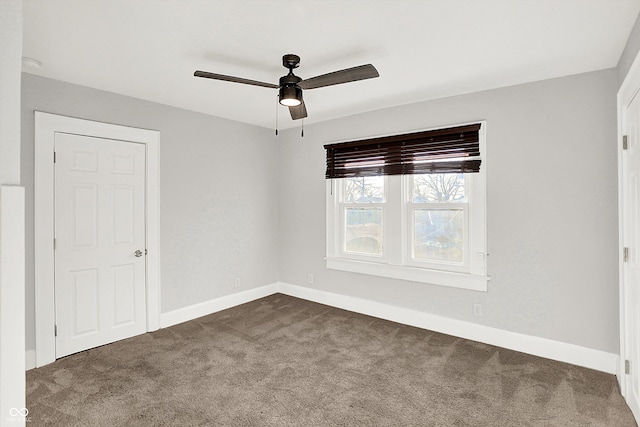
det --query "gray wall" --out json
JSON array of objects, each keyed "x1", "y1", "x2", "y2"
[
  {"x1": 278, "y1": 69, "x2": 619, "y2": 353},
  {"x1": 618, "y1": 11, "x2": 640, "y2": 86},
  {"x1": 0, "y1": 0, "x2": 22, "y2": 184},
  {"x1": 22, "y1": 74, "x2": 280, "y2": 352},
  {"x1": 22, "y1": 68, "x2": 621, "y2": 356}
]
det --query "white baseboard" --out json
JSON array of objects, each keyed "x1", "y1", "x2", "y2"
[
  {"x1": 276, "y1": 282, "x2": 618, "y2": 374},
  {"x1": 25, "y1": 350, "x2": 36, "y2": 371},
  {"x1": 160, "y1": 283, "x2": 279, "y2": 328},
  {"x1": 28, "y1": 281, "x2": 618, "y2": 375}
]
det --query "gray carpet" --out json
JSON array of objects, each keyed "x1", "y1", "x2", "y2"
[{"x1": 27, "y1": 294, "x2": 636, "y2": 426}]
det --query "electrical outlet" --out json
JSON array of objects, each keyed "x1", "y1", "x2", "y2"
[
  {"x1": 473, "y1": 303, "x2": 482, "y2": 316},
  {"x1": 234, "y1": 277, "x2": 241, "y2": 288},
  {"x1": 307, "y1": 273, "x2": 314, "y2": 285}
]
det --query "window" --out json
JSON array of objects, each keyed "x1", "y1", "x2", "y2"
[
  {"x1": 342, "y1": 176, "x2": 385, "y2": 257},
  {"x1": 409, "y1": 173, "x2": 467, "y2": 267},
  {"x1": 325, "y1": 123, "x2": 487, "y2": 291}
]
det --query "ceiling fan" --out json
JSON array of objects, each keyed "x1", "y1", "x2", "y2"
[{"x1": 194, "y1": 54, "x2": 379, "y2": 120}]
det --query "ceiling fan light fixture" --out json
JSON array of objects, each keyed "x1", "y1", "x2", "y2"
[{"x1": 279, "y1": 85, "x2": 302, "y2": 107}]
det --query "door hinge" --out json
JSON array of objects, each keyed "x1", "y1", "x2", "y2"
[
  {"x1": 53, "y1": 151, "x2": 57, "y2": 163},
  {"x1": 626, "y1": 359, "x2": 631, "y2": 375},
  {"x1": 54, "y1": 324, "x2": 58, "y2": 337},
  {"x1": 623, "y1": 135, "x2": 628, "y2": 150},
  {"x1": 624, "y1": 247, "x2": 630, "y2": 262},
  {"x1": 53, "y1": 238, "x2": 56, "y2": 250}
]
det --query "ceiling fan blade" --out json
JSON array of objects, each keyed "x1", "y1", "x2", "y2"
[
  {"x1": 194, "y1": 70, "x2": 278, "y2": 89},
  {"x1": 289, "y1": 101, "x2": 308, "y2": 120},
  {"x1": 298, "y1": 64, "x2": 379, "y2": 90}
]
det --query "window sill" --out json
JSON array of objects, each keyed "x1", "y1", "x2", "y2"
[{"x1": 326, "y1": 257, "x2": 489, "y2": 291}]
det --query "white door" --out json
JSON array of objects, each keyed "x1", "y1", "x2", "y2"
[
  {"x1": 54, "y1": 132, "x2": 147, "y2": 358},
  {"x1": 623, "y1": 90, "x2": 640, "y2": 420}
]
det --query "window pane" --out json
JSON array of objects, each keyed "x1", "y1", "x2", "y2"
[
  {"x1": 412, "y1": 173, "x2": 465, "y2": 203},
  {"x1": 343, "y1": 176, "x2": 384, "y2": 203},
  {"x1": 413, "y1": 209, "x2": 463, "y2": 263},
  {"x1": 345, "y1": 207, "x2": 383, "y2": 255}
]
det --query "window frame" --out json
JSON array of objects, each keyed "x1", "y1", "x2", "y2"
[{"x1": 325, "y1": 121, "x2": 488, "y2": 291}]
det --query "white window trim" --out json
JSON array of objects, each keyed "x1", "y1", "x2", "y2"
[
  {"x1": 325, "y1": 257, "x2": 488, "y2": 291},
  {"x1": 326, "y1": 121, "x2": 489, "y2": 291}
]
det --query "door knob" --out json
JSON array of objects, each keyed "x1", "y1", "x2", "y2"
[{"x1": 134, "y1": 250, "x2": 143, "y2": 257}]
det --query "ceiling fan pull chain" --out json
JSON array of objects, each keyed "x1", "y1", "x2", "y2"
[{"x1": 275, "y1": 94, "x2": 279, "y2": 136}]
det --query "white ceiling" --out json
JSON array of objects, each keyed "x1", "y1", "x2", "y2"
[{"x1": 22, "y1": 0, "x2": 640, "y2": 130}]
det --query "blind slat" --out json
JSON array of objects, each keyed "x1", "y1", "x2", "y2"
[{"x1": 324, "y1": 124, "x2": 482, "y2": 179}]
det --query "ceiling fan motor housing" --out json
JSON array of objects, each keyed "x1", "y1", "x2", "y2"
[{"x1": 279, "y1": 73, "x2": 302, "y2": 86}]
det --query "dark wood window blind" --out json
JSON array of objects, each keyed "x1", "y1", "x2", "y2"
[{"x1": 324, "y1": 123, "x2": 482, "y2": 179}]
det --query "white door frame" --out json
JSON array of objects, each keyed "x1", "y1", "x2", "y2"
[
  {"x1": 619, "y1": 54, "x2": 640, "y2": 399},
  {"x1": 34, "y1": 112, "x2": 161, "y2": 367}
]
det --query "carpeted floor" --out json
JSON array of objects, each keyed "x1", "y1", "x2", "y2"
[{"x1": 27, "y1": 294, "x2": 636, "y2": 426}]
